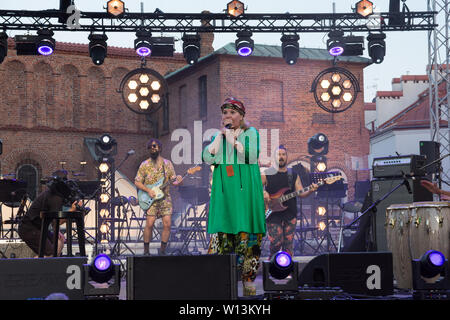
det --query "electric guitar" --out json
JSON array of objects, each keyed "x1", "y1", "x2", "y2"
[
  {"x1": 265, "y1": 175, "x2": 342, "y2": 219},
  {"x1": 137, "y1": 165, "x2": 201, "y2": 211}
]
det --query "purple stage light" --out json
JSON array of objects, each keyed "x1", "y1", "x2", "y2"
[
  {"x1": 94, "y1": 254, "x2": 112, "y2": 271},
  {"x1": 136, "y1": 46, "x2": 151, "y2": 57},
  {"x1": 275, "y1": 251, "x2": 292, "y2": 268},
  {"x1": 329, "y1": 46, "x2": 344, "y2": 56},
  {"x1": 238, "y1": 46, "x2": 252, "y2": 56},
  {"x1": 428, "y1": 250, "x2": 445, "y2": 267},
  {"x1": 38, "y1": 45, "x2": 53, "y2": 56}
]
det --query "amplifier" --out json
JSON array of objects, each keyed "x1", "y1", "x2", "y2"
[{"x1": 372, "y1": 155, "x2": 427, "y2": 178}]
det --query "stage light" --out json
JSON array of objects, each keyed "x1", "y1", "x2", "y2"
[
  {"x1": 227, "y1": 0, "x2": 245, "y2": 17},
  {"x1": 318, "y1": 221, "x2": 327, "y2": 231},
  {"x1": 107, "y1": 0, "x2": 125, "y2": 17},
  {"x1": 317, "y1": 206, "x2": 327, "y2": 216},
  {"x1": 119, "y1": 67, "x2": 168, "y2": 115},
  {"x1": 134, "y1": 29, "x2": 152, "y2": 57},
  {"x1": 37, "y1": 29, "x2": 55, "y2": 56},
  {"x1": 355, "y1": 0, "x2": 374, "y2": 17},
  {"x1": 281, "y1": 34, "x2": 300, "y2": 65},
  {"x1": 269, "y1": 251, "x2": 294, "y2": 280},
  {"x1": 419, "y1": 250, "x2": 445, "y2": 278},
  {"x1": 311, "y1": 67, "x2": 360, "y2": 113},
  {"x1": 99, "y1": 163, "x2": 109, "y2": 173},
  {"x1": 100, "y1": 193, "x2": 110, "y2": 203},
  {"x1": 327, "y1": 30, "x2": 345, "y2": 56},
  {"x1": 100, "y1": 223, "x2": 109, "y2": 233},
  {"x1": 316, "y1": 161, "x2": 327, "y2": 172},
  {"x1": 99, "y1": 208, "x2": 109, "y2": 217},
  {"x1": 235, "y1": 30, "x2": 254, "y2": 57},
  {"x1": 182, "y1": 33, "x2": 201, "y2": 65},
  {"x1": 89, "y1": 254, "x2": 115, "y2": 283},
  {"x1": 88, "y1": 33, "x2": 108, "y2": 65},
  {"x1": 308, "y1": 133, "x2": 329, "y2": 156},
  {"x1": 367, "y1": 32, "x2": 386, "y2": 64},
  {"x1": 0, "y1": 32, "x2": 7, "y2": 64}
]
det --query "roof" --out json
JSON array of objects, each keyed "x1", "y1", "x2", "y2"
[
  {"x1": 371, "y1": 81, "x2": 448, "y2": 138},
  {"x1": 165, "y1": 42, "x2": 371, "y2": 79}
]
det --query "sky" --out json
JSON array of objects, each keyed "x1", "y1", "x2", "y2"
[{"x1": 0, "y1": 0, "x2": 437, "y2": 102}]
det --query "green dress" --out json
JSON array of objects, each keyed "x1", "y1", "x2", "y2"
[{"x1": 202, "y1": 126, "x2": 266, "y2": 235}]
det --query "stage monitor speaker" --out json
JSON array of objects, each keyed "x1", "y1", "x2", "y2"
[
  {"x1": 0, "y1": 241, "x2": 35, "y2": 259},
  {"x1": 298, "y1": 252, "x2": 393, "y2": 296},
  {"x1": 127, "y1": 254, "x2": 238, "y2": 300},
  {"x1": 0, "y1": 257, "x2": 87, "y2": 300},
  {"x1": 371, "y1": 178, "x2": 432, "y2": 251},
  {"x1": 420, "y1": 141, "x2": 440, "y2": 175}
]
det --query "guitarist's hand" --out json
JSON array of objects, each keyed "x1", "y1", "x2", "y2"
[
  {"x1": 147, "y1": 189, "x2": 156, "y2": 198},
  {"x1": 172, "y1": 175, "x2": 183, "y2": 186},
  {"x1": 311, "y1": 183, "x2": 319, "y2": 192},
  {"x1": 263, "y1": 190, "x2": 270, "y2": 204}
]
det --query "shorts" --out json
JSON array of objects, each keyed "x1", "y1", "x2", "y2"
[
  {"x1": 146, "y1": 198, "x2": 172, "y2": 218},
  {"x1": 18, "y1": 222, "x2": 56, "y2": 256}
]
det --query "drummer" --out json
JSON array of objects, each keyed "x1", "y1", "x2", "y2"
[{"x1": 420, "y1": 180, "x2": 450, "y2": 199}]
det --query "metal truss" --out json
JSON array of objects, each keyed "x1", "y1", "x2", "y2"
[
  {"x1": 0, "y1": 10, "x2": 436, "y2": 33},
  {"x1": 428, "y1": 0, "x2": 450, "y2": 183}
]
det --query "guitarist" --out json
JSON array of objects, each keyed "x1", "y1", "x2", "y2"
[
  {"x1": 261, "y1": 145, "x2": 318, "y2": 257},
  {"x1": 134, "y1": 138, "x2": 183, "y2": 255}
]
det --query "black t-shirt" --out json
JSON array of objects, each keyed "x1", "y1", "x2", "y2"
[
  {"x1": 265, "y1": 168, "x2": 298, "y2": 223},
  {"x1": 20, "y1": 189, "x2": 64, "y2": 229}
]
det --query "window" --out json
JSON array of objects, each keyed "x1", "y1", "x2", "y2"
[
  {"x1": 17, "y1": 164, "x2": 38, "y2": 201},
  {"x1": 199, "y1": 75, "x2": 207, "y2": 118}
]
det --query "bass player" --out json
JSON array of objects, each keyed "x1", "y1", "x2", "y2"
[{"x1": 261, "y1": 145, "x2": 318, "y2": 257}]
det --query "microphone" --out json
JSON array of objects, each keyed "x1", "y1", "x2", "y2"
[
  {"x1": 401, "y1": 171, "x2": 412, "y2": 194},
  {"x1": 127, "y1": 149, "x2": 135, "y2": 156}
]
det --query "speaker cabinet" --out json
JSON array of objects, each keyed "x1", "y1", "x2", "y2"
[
  {"x1": 0, "y1": 257, "x2": 87, "y2": 300},
  {"x1": 126, "y1": 254, "x2": 238, "y2": 300},
  {"x1": 371, "y1": 178, "x2": 432, "y2": 251},
  {"x1": 298, "y1": 252, "x2": 393, "y2": 296},
  {"x1": 420, "y1": 141, "x2": 440, "y2": 174}
]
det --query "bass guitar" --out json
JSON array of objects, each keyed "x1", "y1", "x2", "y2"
[
  {"x1": 138, "y1": 165, "x2": 201, "y2": 211},
  {"x1": 265, "y1": 175, "x2": 342, "y2": 219}
]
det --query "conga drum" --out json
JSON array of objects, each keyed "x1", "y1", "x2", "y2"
[
  {"x1": 409, "y1": 201, "x2": 450, "y2": 268},
  {"x1": 385, "y1": 204, "x2": 413, "y2": 289}
]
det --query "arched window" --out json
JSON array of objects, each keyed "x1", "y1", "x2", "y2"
[{"x1": 16, "y1": 164, "x2": 39, "y2": 200}]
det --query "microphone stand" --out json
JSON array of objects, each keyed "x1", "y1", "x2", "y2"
[{"x1": 337, "y1": 178, "x2": 409, "y2": 252}]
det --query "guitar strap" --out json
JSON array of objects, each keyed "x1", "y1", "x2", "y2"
[{"x1": 287, "y1": 167, "x2": 295, "y2": 191}]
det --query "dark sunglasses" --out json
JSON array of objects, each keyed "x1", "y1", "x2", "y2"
[{"x1": 150, "y1": 144, "x2": 159, "y2": 148}]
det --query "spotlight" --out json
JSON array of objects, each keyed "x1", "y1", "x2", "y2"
[
  {"x1": 95, "y1": 133, "x2": 117, "y2": 157},
  {"x1": 0, "y1": 32, "x2": 7, "y2": 64},
  {"x1": 355, "y1": 0, "x2": 374, "y2": 17},
  {"x1": 419, "y1": 250, "x2": 445, "y2": 278},
  {"x1": 235, "y1": 30, "x2": 254, "y2": 57},
  {"x1": 182, "y1": 33, "x2": 201, "y2": 65},
  {"x1": 37, "y1": 29, "x2": 55, "y2": 56},
  {"x1": 134, "y1": 30, "x2": 152, "y2": 57},
  {"x1": 327, "y1": 30, "x2": 345, "y2": 56},
  {"x1": 367, "y1": 32, "x2": 386, "y2": 64},
  {"x1": 107, "y1": 0, "x2": 125, "y2": 17},
  {"x1": 99, "y1": 163, "x2": 109, "y2": 173},
  {"x1": 311, "y1": 155, "x2": 327, "y2": 173},
  {"x1": 88, "y1": 33, "x2": 108, "y2": 65},
  {"x1": 308, "y1": 133, "x2": 329, "y2": 156},
  {"x1": 281, "y1": 34, "x2": 300, "y2": 65},
  {"x1": 263, "y1": 251, "x2": 298, "y2": 293},
  {"x1": 83, "y1": 253, "x2": 121, "y2": 297},
  {"x1": 89, "y1": 254, "x2": 115, "y2": 283},
  {"x1": 227, "y1": 0, "x2": 245, "y2": 17}
]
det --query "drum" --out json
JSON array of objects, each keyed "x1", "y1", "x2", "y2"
[
  {"x1": 409, "y1": 201, "x2": 450, "y2": 267},
  {"x1": 385, "y1": 204, "x2": 413, "y2": 289}
]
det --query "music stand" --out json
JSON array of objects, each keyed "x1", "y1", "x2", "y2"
[{"x1": 0, "y1": 180, "x2": 27, "y2": 239}]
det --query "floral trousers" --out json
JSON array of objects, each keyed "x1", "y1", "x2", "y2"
[
  {"x1": 208, "y1": 232, "x2": 263, "y2": 282},
  {"x1": 266, "y1": 217, "x2": 296, "y2": 257}
]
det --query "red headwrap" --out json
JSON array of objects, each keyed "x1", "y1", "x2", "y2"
[{"x1": 220, "y1": 97, "x2": 245, "y2": 115}]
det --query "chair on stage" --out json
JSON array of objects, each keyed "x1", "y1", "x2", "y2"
[
  {"x1": 0, "y1": 179, "x2": 27, "y2": 239},
  {"x1": 38, "y1": 210, "x2": 86, "y2": 257}
]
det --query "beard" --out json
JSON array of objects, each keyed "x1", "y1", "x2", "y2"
[
  {"x1": 150, "y1": 151, "x2": 159, "y2": 160},
  {"x1": 278, "y1": 160, "x2": 286, "y2": 168}
]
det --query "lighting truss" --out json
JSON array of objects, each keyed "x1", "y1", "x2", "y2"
[{"x1": 0, "y1": 10, "x2": 436, "y2": 33}]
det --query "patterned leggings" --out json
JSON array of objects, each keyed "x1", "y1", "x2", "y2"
[
  {"x1": 208, "y1": 232, "x2": 263, "y2": 282},
  {"x1": 266, "y1": 217, "x2": 297, "y2": 257}
]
